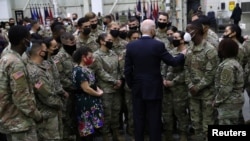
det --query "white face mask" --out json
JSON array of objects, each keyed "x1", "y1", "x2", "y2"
[
  {"x1": 64, "y1": 22, "x2": 68, "y2": 26},
  {"x1": 184, "y1": 32, "x2": 192, "y2": 42}
]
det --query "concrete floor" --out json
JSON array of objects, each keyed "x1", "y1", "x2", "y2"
[{"x1": 92, "y1": 91, "x2": 250, "y2": 141}]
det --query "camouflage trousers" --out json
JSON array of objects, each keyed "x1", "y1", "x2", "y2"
[
  {"x1": 124, "y1": 87, "x2": 134, "y2": 136},
  {"x1": 100, "y1": 91, "x2": 122, "y2": 134},
  {"x1": 162, "y1": 88, "x2": 190, "y2": 133},
  {"x1": 6, "y1": 127, "x2": 38, "y2": 141},
  {"x1": 217, "y1": 103, "x2": 243, "y2": 125},
  {"x1": 37, "y1": 113, "x2": 63, "y2": 141},
  {"x1": 61, "y1": 92, "x2": 77, "y2": 141},
  {"x1": 189, "y1": 97, "x2": 215, "y2": 136}
]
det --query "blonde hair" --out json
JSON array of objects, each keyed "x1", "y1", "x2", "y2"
[{"x1": 107, "y1": 22, "x2": 120, "y2": 29}]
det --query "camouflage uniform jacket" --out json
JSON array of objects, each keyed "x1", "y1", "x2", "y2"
[
  {"x1": 214, "y1": 58, "x2": 244, "y2": 105},
  {"x1": 90, "y1": 27, "x2": 103, "y2": 40},
  {"x1": 76, "y1": 35, "x2": 99, "y2": 52},
  {"x1": 165, "y1": 48, "x2": 188, "y2": 101},
  {"x1": 243, "y1": 39, "x2": 250, "y2": 86},
  {"x1": 91, "y1": 49, "x2": 120, "y2": 93},
  {"x1": 112, "y1": 38, "x2": 128, "y2": 58},
  {"x1": 235, "y1": 40, "x2": 246, "y2": 67},
  {"x1": 206, "y1": 29, "x2": 219, "y2": 48},
  {"x1": 185, "y1": 40, "x2": 219, "y2": 99},
  {"x1": 155, "y1": 28, "x2": 171, "y2": 51},
  {"x1": 0, "y1": 50, "x2": 42, "y2": 133},
  {"x1": 52, "y1": 47, "x2": 75, "y2": 91},
  {"x1": 43, "y1": 58, "x2": 65, "y2": 96},
  {"x1": 26, "y1": 60, "x2": 62, "y2": 119}
]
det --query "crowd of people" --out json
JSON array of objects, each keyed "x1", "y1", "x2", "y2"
[{"x1": 0, "y1": 7, "x2": 249, "y2": 141}]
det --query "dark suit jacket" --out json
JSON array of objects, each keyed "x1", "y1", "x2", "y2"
[{"x1": 124, "y1": 36, "x2": 185, "y2": 100}]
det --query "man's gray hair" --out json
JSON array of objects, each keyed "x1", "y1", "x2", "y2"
[{"x1": 140, "y1": 19, "x2": 156, "y2": 34}]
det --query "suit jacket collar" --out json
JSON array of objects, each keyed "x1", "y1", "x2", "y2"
[{"x1": 141, "y1": 35, "x2": 152, "y2": 39}]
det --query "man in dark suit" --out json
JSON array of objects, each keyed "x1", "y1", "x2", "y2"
[{"x1": 124, "y1": 19, "x2": 186, "y2": 141}]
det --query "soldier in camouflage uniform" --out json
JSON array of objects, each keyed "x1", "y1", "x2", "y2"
[
  {"x1": 85, "y1": 12, "x2": 103, "y2": 40},
  {"x1": 213, "y1": 38, "x2": 244, "y2": 125},
  {"x1": 26, "y1": 41, "x2": 63, "y2": 141},
  {"x1": 76, "y1": 17, "x2": 99, "y2": 52},
  {"x1": 155, "y1": 12, "x2": 171, "y2": 51},
  {"x1": 0, "y1": 25, "x2": 42, "y2": 141},
  {"x1": 53, "y1": 32, "x2": 77, "y2": 141},
  {"x1": 223, "y1": 24, "x2": 246, "y2": 68},
  {"x1": 91, "y1": 33, "x2": 124, "y2": 141},
  {"x1": 195, "y1": 15, "x2": 219, "y2": 48},
  {"x1": 107, "y1": 22, "x2": 128, "y2": 132},
  {"x1": 162, "y1": 31, "x2": 189, "y2": 141},
  {"x1": 107, "y1": 22, "x2": 128, "y2": 60},
  {"x1": 156, "y1": 13, "x2": 173, "y2": 138},
  {"x1": 44, "y1": 37, "x2": 69, "y2": 99},
  {"x1": 128, "y1": 17, "x2": 139, "y2": 31},
  {"x1": 243, "y1": 36, "x2": 250, "y2": 124},
  {"x1": 184, "y1": 21, "x2": 219, "y2": 141}
]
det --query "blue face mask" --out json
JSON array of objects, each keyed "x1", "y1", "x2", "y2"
[{"x1": 25, "y1": 39, "x2": 32, "y2": 53}]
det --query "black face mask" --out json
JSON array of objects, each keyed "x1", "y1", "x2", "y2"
[
  {"x1": 105, "y1": 41, "x2": 113, "y2": 49},
  {"x1": 167, "y1": 37, "x2": 173, "y2": 44},
  {"x1": 63, "y1": 44, "x2": 76, "y2": 56},
  {"x1": 110, "y1": 30, "x2": 120, "y2": 38},
  {"x1": 72, "y1": 18, "x2": 77, "y2": 21},
  {"x1": 172, "y1": 39, "x2": 181, "y2": 47},
  {"x1": 119, "y1": 31, "x2": 127, "y2": 39},
  {"x1": 91, "y1": 24, "x2": 98, "y2": 29},
  {"x1": 129, "y1": 26, "x2": 138, "y2": 31},
  {"x1": 51, "y1": 48, "x2": 60, "y2": 56},
  {"x1": 223, "y1": 34, "x2": 231, "y2": 39},
  {"x1": 157, "y1": 22, "x2": 167, "y2": 29},
  {"x1": 40, "y1": 51, "x2": 48, "y2": 60},
  {"x1": 83, "y1": 28, "x2": 91, "y2": 35}
]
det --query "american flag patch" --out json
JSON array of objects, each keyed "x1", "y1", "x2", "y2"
[
  {"x1": 12, "y1": 71, "x2": 24, "y2": 80},
  {"x1": 35, "y1": 80, "x2": 43, "y2": 89}
]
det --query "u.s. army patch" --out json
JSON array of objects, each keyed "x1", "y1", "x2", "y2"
[
  {"x1": 220, "y1": 69, "x2": 232, "y2": 84},
  {"x1": 12, "y1": 71, "x2": 24, "y2": 80}
]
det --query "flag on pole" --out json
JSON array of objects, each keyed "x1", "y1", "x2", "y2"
[
  {"x1": 137, "y1": 0, "x2": 141, "y2": 13},
  {"x1": 153, "y1": 0, "x2": 159, "y2": 20},
  {"x1": 150, "y1": 0, "x2": 153, "y2": 19},
  {"x1": 48, "y1": 5, "x2": 53, "y2": 19},
  {"x1": 33, "y1": 7, "x2": 38, "y2": 21},
  {"x1": 38, "y1": 7, "x2": 43, "y2": 24},
  {"x1": 44, "y1": 6, "x2": 50, "y2": 19},
  {"x1": 30, "y1": 7, "x2": 35, "y2": 20},
  {"x1": 142, "y1": 0, "x2": 146, "y2": 20},
  {"x1": 35, "y1": 7, "x2": 40, "y2": 21}
]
